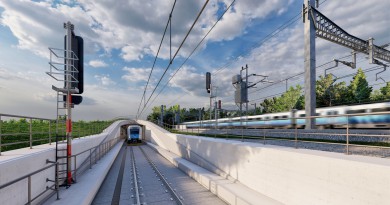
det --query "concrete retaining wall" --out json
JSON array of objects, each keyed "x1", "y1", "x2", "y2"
[
  {"x1": 0, "y1": 120, "x2": 131, "y2": 205},
  {"x1": 139, "y1": 120, "x2": 390, "y2": 205}
]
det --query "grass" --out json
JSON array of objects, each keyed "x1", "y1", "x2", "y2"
[
  {"x1": 170, "y1": 130, "x2": 390, "y2": 148},
  {"x1": 0, "y1": 120, "x2": 114, "y2": 152}
]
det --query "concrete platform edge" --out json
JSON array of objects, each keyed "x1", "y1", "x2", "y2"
[{"x1": 44, "y1": 141, "x2": 124, "y2": 205}]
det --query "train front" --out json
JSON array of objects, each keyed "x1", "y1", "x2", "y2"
[{"x1": 127, "y1": 125, "x2": 141, "y2": 144}]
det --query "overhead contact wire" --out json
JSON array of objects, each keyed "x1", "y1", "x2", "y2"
[
  {"x1": 138, "y1": 0, "x2": 210, "y2": 117},
  {"x1": 142, "y1": 0, "x2": 237, "y2": 115},
  {"x1": 136, "y1": 0, "x2": 177, "y2": 119}
]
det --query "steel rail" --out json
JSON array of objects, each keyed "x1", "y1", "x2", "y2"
[
  {"x1": 138, "y1": 146, "x2": 184, "y2": 205},
  {"x1": 130, "y1": 146, "x2": 141, "y2": 205}
]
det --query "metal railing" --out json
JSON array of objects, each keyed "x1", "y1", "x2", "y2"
[
  {"x1": 0, "y1": 113, "x2": 53, "y2": 156},
  {"x1": 163, "y1": 111, "x2": 390, "y2": 157},
  {"x1": 0, "y1": 136, "x2": 124, "y2": 204},
  {"x1": 68, "y1": 136, "x2": 124, "y2": 183},
  {"x1": 0, "y1": 113, "x2": 113, "y2": 155},
  {"x1": 0, "y1": 161, "x2": 59, "y2": 205}
]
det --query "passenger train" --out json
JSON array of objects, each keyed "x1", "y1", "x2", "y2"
[
  {"x1": 127, "y1": 125, "x2": 142, "y2": 144},
  {"x1": 179, "y1": 102, "x2": 390, "y2": 129}
]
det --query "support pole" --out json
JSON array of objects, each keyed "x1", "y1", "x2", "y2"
[
  {"x1": 209, "y1": 84, "x2": 212, "y2": 120},
  {"x1": 65, "y1": 21, "x2": 73, "y2": 185},
  {"x1": 214, "y1": 101, "x2": 217, "y2": 130},
  {"x1": 304, "y1": 0, "x2": 316, "y2": 129}
]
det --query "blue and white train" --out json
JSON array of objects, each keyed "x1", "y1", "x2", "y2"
[
  {"x1": 127, "y1": 125, "x2": 142, "y2": 144},
  {"x1": 179, "y1": 102, "x2": 390, "y2": 129}
]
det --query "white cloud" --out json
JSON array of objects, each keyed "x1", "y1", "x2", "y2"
[
  {"x1": 0, "y1": 0, "x2": 96, "y2": 58},
  {"x1": 120, "y1": 45, "x2": 144, "y2": 61},
  {"x1": 88, "y1": 59, "x2": 108, "y2": 68},
  {"x1": 0, "y1": 0, "x2": 292, "y2": 62},
  {"x1": 34, "y1": 92, "x2": 56, "y2": 102},
  {"x1": 94, "y1": 74, "x2": 116, "y2": 86},
  {"x1": 169, "y1": 66, "x2": 207, "y2": 96},
  {"x1": 122, "y1": 67, "x2": 151, "y2": 83}
]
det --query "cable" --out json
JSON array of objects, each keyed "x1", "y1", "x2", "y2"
[
  {"x1": 247, "y1": 63, "x2": 390, "y2": 104},
  {"x1": 136, "y1": 0, "x2": 177, "y2": 119},
  {"x1": 212, "y1": 13, "x2": 302, "y2": 76},
  {"x1": 138, "y1": 0, "x2": 210, "y2": 118},
  {"x1": 159, "y1": 0, "x2": 331, "y2": 109},
  {"x1": 141, "y1": 0, "x2": 237, "y2": 115},
  {"x1": 156, "y1": 2, "x2": 305, "y2": 111}
]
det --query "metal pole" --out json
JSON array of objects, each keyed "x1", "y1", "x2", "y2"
[
  {"x1": 28, "y1": 176, "x2": 31, "y2": 204},
  {"x1": 49, "y1": 120, "x2": 52, "y2": 145},
  {"x1": 240, "y1": 103, "x2": 243, "y2": 141},
  {"x1": 89, "y1": 149, "x2": 92, "y2": 169},
  {"x1": 30, "y1": 118, "x2": 33, "y2": 149},
  {"x1": 245, "y1": 66, "x2": 249, "y2": 142},
  {"x1": 214, "y1": 101, "x2": 217, "y2": 133},
  {"x1": 209, "y1": 84, "x2": 212, "y2": 120},
  {"x1": 304, "y1": 0, "x2": 316, "y2": 129},
  {"x1": 295, "y1": 126, "x2": 298, "y2": 149},
  {"x1": 56, "y1": 162, "x2": 59, "y2": 200},
  {"x1": 0, "y1": 115, "x2": 2, "y2": 156},
  {"x1": 286, "y1": 79, "x2": 288, "y2": 92},
  {"x1": 74, "y1": 156, "x2": 77, "y2": 183},
  {"x1": 263, "y1": 128, "x2": 266, "y2": 145},
  {"x1": 65, "y1": 21, "x2": 73, "y2": 185},
  {"x1": 346, "y1": 115, "x2": 349, "y2": 155}
]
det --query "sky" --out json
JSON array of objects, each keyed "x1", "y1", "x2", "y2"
[{"x1": 0, "y1": 0, "x2": 389, "y2": 121}]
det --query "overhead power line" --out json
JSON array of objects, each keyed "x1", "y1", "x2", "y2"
[
  {"x1": 140, "y1": 0, "x2": 238, "y2": 116},
  {"x1": 136, "y1": 0, "x2": 177, "y2": 118},
  {"x1": 138, "y1": 0, "x2": 210, "y2": 118}
]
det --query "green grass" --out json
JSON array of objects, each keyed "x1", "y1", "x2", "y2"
[
  {"x1": 1, "y1": 120, "x2": 114, "y2": 152},
  {"x1": 171, "y1": 130, "x2": 390, "y2": 148}
]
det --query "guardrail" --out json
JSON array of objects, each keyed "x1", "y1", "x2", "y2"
[
  {"x1": 0, "y1": 134, "x2": 124, "y2": 204},
  {"x1": 0, "y1": 161, "x2": 59, "y2": 205},
  {"x1": 69, "y1": 136, "x2": 123, "y2": 183},
  {"x1": 0, "y1": 113, "x2": 113, "y2": 155},
  {"x1": 156, "y1": 111, "x2": 390, "y2": 157}
]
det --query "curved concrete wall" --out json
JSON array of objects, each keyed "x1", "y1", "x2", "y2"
[
  {"x1": 0, "y1": 120, "x2": 131, "y2": 205},
  {"x1": 139, "y1": 120, "x2": 390, "y2": 205}
]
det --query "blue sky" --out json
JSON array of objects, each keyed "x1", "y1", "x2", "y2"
[{"x1": 0, "y1": 0, "x2": 389, "y2": 120}]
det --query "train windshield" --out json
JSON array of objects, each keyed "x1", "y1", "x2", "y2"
[{"x1": 130, "y1": 128, "x2": 139, "y2": 134}]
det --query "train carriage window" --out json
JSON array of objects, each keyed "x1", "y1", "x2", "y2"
[
  {"x1": 282, "y1": 115, "x2": 288, "y2": 119},
  {"x1": 346, "y1": 109, "x2": 365, "y2": 114},
  {"x1": 274, "y1": 116, "x2": 279, "y2": 119},
  {"x1": 265, "y1": 117, "x2": 270, "y2": 120},
  {"x1": 299, "y1": 114, "x2": 305, "y2": 117},
  {"x1": 372, "y1": 107, "x2": 390, "y2": 112}
]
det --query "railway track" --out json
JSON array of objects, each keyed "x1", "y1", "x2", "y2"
[
  {"x1": 130, "y1": 145, "x2": 184, "y2": 204},
  {"x1": 93, "y1": 143, "x2": 226, "y2": 205}
]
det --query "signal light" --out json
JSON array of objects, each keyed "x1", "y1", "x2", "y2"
[
  {"x1": 206, "y1": 72, "x2": 211, "y2": 93},
  {"x1": 63, "y1": 95, "x2": 83, "y2": 105},
  {"x1": 64, "y1": 34, "x2": 84, "y2": 94}
]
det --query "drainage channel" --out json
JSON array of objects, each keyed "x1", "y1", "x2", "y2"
[{"x1": 93, "y1": 144, "x2": 227, "y2": 205}]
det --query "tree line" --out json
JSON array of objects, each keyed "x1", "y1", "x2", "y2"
[{"x1": 147, "y1": 68, "x2": 390, "y2": 123}]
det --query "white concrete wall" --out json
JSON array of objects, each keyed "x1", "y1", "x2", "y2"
[
  {"x1": 0, "y1": 120, "x2": 131, "y2": 205},
  {"x1": 138, "y1": 120, "x2": 390, "y2": 205}
]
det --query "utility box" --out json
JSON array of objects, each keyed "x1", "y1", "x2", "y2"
[
  {"x1": 232, "y1": 75, "x2": 241, "y2": 84},
  {"x1": 234, "y1": 83, "x2": 248, "y2": 104}
]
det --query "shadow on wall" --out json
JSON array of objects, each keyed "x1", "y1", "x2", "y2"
[
  {"x1": 141, "y1": 120, "x2": 264, "y2": 182},
  {"x1": 177, "y1": 135, "x2": 265, "y2": 181}
]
